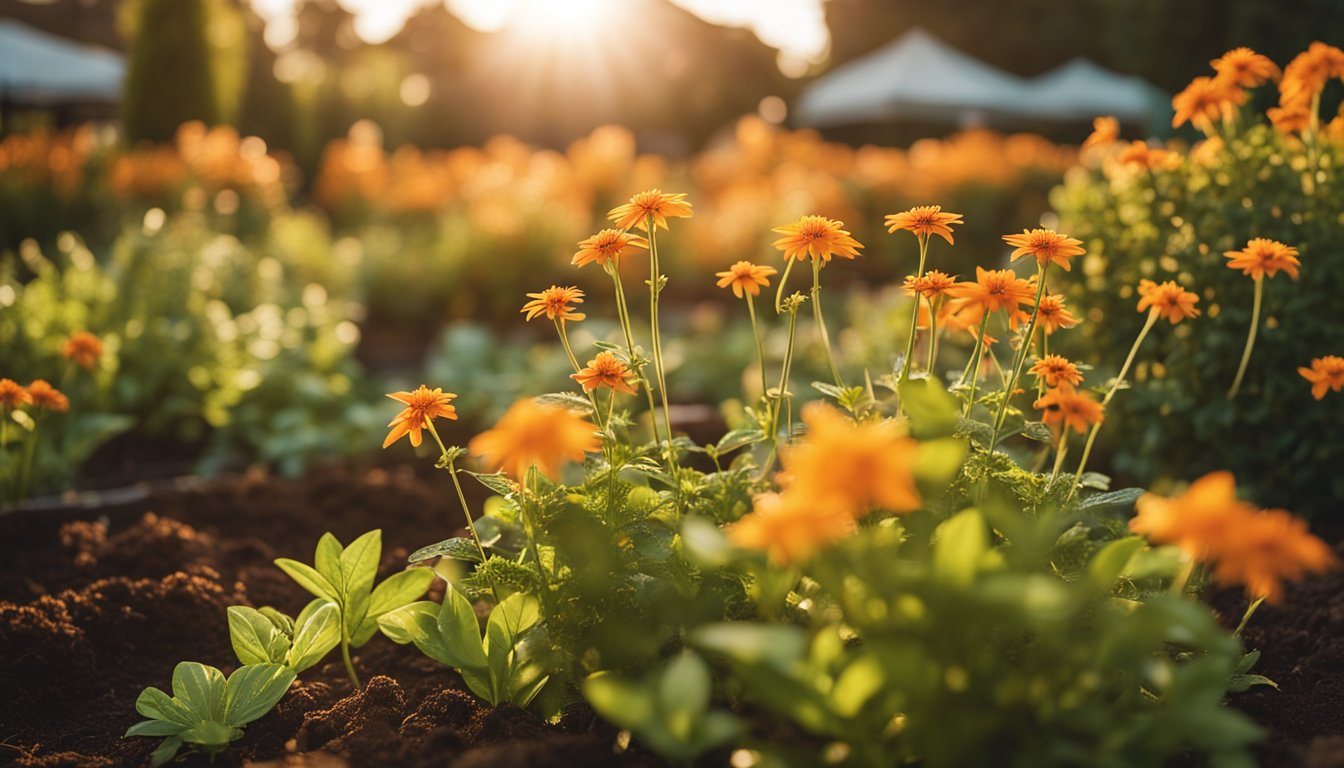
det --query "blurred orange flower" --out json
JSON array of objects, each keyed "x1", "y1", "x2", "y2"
[
  {"x1": 1224, "y1": 238, "x2": 1301, "y2": 280},
  {"x1": 25, "y1": 380, "x2": 69, "y2": 413},
  {"x1": 571, "y1": 351, "x2": 638, "y2": 395},
  {"x1": 522, "y1": 286, "x2": 586, "y2": 323},
  {"x1": 907, "y1": 269, "x2": 956, "y2": 300},
  {"x1": 573, "y1": 229, "x2": 648, "y2": 269},
  {"x1": 884, "y1": 205, "x2": 964, "y2": 245},
  {"x1": 771, "y1": 215, "x2": 863, "y2": 263},
  {"x1": 1033, "y1": 384, "x2": 1102, "y2": 435},
  {"x1": 778, "y1": 403, "x2": 921, "y2": 518},
  {"x1": 1136, "y1": 279, "x2": 1201, "y2": 324},
  {"x1": 1299, "y1": 355, "x2": 1344, "y2": 400},
  {"x1": 0, "y1": 379, "x2": 31, "y2": 408},
  {"x1": 1210, "y1": 47, "x2": 1281, "y2": 87},
  {"x1": 1117, "y1": 141, "x2": 1177, "y2": 171},
  {"x1": 1029, "y1": 355, "x2": 1083, "y2": 388},
  {"x1": 728, "y1": 491, "x2": 855, "y2": 567},
  {"x1": 715, "y1": 260, "x2": 778, "y2": 298},
  {"x1": 469, "y1": 398, "x2": 600, "y2": 481},
  {"x1": 1279, "y1": 42, "x2": 1344, "y2": 109},
  {"x1": 62, "y1": 332, "x2": 104, "y2": 371},
  {"x1": 947, "y1": 267, "x2": 1036, "y2": 314},
  {"x1": 383, "y1": 386, "x2": 458, "y2": 449},
  {"x1": 1002, "y1": 228, "x2": 1085, "y2": 271},
  {"x1": 1033, "y1": 293, "x2": 1080, "y2": 335},
  {"x1": 1082, "y1": 116, "x2": 1119, "y2": 151},
  {"x1": 1172, "y1": 75, "x2": 1247, "y2": 131},
  {"x1": 608, "y1": 189, "x2": 693, "y2": 231}
]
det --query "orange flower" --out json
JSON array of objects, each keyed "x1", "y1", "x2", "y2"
[
  {"x1": 947, "y1": 267, "x2": 1036, "y2": 314},
  {"x1": 607, "y1": 189, "x2": 693, "y2": 231},
  {"x1": 914, "y1": 269, "x2": 956, "y2": 300},
  {"x1": 573, "y1": 229, "x2": 648, "y2": 269},
  {"x1": 383, "y1": 385, "x2": 458, "y2": 449},
  {"x1": 1172, "y1": 75, "x2": 1248, "y2": 131},
  {"x1": 62, "y1": 332, "x2": 104, "y2": 371},
  {"x1": 1082, "y1": 116, "x2": 1119, "y2": 151},
  {"x1": 728, "y1": 491, "x2": 856, "y2": 567},
  {"x1": 777, "y1": 403, "x2": 921, "y2": 519},
  {"x1": 1130, "y1": 472, "x2": 1336, "y2": 604},
  {"x1": 884, "y1": 205, "x2": 965, "y2": 245},
  {"x1": 1224, "y1": 238, "x2": 1301, "y2": 280},
  {"x1": 1268, "y1": 105, "x2": 1313, "y2": 134},
  {"x1": 521, "y1": 286, "x2": 586, "y2": 323},
  {"x1": 715, "y1": 260, "x2": 778, "y2": 298},
  {"x1": 571, "y1": 351, "x2": 638, "y2": 395},
  {"x1": 1033, "y1": 384, "x2": 1102, "y2": 435},
  {"x1": 1117, "y1": 141, "x2": 1177, "y2": 171},
  {"x1": 0, "y1": 378, "x2": 32, "y2": 408},
  {"x1": 1299, "y1": 355, "x2": 1344, "y2": 400},
  {"x1": 1034, "y1": 293, "x2": 1080, "y2": 335},
  {"x1": 1210, "y1": 47, "x2": 1281, "y2": 88},
  {"x1": 1279, "y1": 42, "x2": 1344, "y2": 109},
  {"x1": 469, "y1": 398, "x2": 600, "y2": 481},
  {"x1": 25, "y1": 380, "x2": 69, "y2": 413},
  {"x1": 1029, "y1": 355, "x2": 1083, "y2": 388},
  {"x1": 1136, "y1": 279, "x2": 1201, "y2": 324},
  {"x1": 771, "y1": 215, "x2": 863, "y2": 263},
  {"x1": 1002, "y1": 228, "x2": 1085, "y2": 271}
]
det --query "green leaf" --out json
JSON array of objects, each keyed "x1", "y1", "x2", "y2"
[
  {"x1": 583, "y1": 672, "x2": 653, "y2": 731},
  {"x1": 274, "y1": 558, "x2": 338, "y2": 602},
  {"x1": 125, "y1": 720, "x2": 187, "y2": 738},
  {"x1": 533, "y1": 392, "x2": 595, "y2": 412},
  {"x1": 135, "y1": 686, "x2": 192, "y2": 726},
  {"x1": 465, "y1": 470, "x2": 518, "y2": 496},
  {"x1": 288, "y1": 602, "x2": 340, "y2": 673},
  {"x1": 171, "y1": 662, "x2": 227, "y2": 723},
  {"x1": 485, "y1": 593, "x2": 540, "y2": 702},
  {"x1": 440, "y1": 585, "x2": 491, "y2": 670},
  {"x1": 691, "y1": 623, "x2": 807, "y2": 670},
  {"x1": 914, "y1": 437, "x2": 967, "y2": 485},
  {"x1": 180, "y1": 720, "x2": 239, "y2": 749},
  {"x1": 830, "y1": 653, "x2": 885, "y2": 718},
  {"x1": 1228, "y1": 674, "x2": 1279, "y2": 693},
  {"x1": 1075, "y1": 488, "x2": 1144, "y2": 513},
  {"x1": 933, "y1": 509, "x2": 989, "y2": 587},
  {"x1": 224, "y1": 664, "x2": 296, "y2": 726},
  {"x1": 1087, "y1": 537, "x2": 1146, "y2": 591},
  {"x1": 899, "y1": 378, "x2": 961, "y2": 437},
  {"x1": 339, "y1": 530, "x2": 382, "y2": 603},
  {"x1": 409, "y1": 537, "x2": 484, "y2": 564},
  {"x1": 314, "y1": 533, "x2": 344, "y2": 593},
  {"x1": 227, "y1": 606, "x2": 288, "y2": 666},
  {"x1": 657, "y1": 652, "x2": 711, "y2": 742},
  {"x1": 714, "y1": 428, "x2": 766, "y2": 455},
  {"x1": 368, "y1": 568, "x2": 435, "y2": 618},
  {"x1": 149, "y1": 736, "x2": 183, "y2": 767},
  {"x1": 377, "y1": 601, "x2": 440, "y2": 647},
  {"x1": 1018, "y1": 420, "x2": 1054, "y2": 443},
  {"x1": 258, "y1": 607, "x2": 294, "y2": 637}
]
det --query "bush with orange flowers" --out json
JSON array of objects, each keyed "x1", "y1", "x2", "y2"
[{"x1": 1055, "y1": 42, "x2": 1344, "y2": 519}]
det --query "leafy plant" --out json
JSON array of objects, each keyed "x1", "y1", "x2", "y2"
[
  {"x1": 274, "y1": 529, "x2": 434, "y2": 687},
  {"x1": 379, "y1": 584, "x2": 548, "y2": 707},
  {"x1": 227, "y1": 601, "x2": 341, "y2": 673},
  {"x1": 124, "y1": 661, "x2": 294, "y2": 766}
]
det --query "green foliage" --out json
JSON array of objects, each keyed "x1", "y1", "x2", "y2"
[
  {"x1": 1053, "y1": 122, "x2": 1344, "y2": 517},
  {"x1": 227, "y1": 601, "x2": 341, "y2": 673},
  {"x1": 122, "y1": 0, "x2": 217, "y2": 144},
  {"x1": 124, "y1": 661, "x2": 294, "y2": 766}
]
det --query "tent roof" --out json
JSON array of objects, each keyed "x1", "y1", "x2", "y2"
[
  {"x1": 796, "y1": 28, "x2": 1031, "y2": 128},
  {"x1": 1020, "y1": 57, "x2": 1161, "y2": 120},
  {"x1": 0, "y1": 20, "x2": 124, "y2": 103}
]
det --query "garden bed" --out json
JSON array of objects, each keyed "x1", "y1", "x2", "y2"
[{"x1": 1, "y1": 463, "x2": 1340, "y2": 767}]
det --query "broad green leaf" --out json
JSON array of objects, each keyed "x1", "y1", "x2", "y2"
[
  {"x1": 914, "y1": 437, "x2": 967, "y2": 485},
  {"x1": 1075, "y1": 487, "x2": 1145, "y2": 513},
  {"x1": 171, "y1": 662, "x2": 227, "y2": 723},
  {"x1": 274, "y1": 559, "x2": 337, "y2": 601},
  {"x1": 367, "y1": 568, "x2": 435, "y2": 619},
  {"x1": 180, "y1": 720, "x2": 239, "y2": 748},
  {"x1": 657, "y1": 652, "x2": 711, "y2": 742},
  {"x1": 149, "y1": 736, "x2": 183, "y2": 767},
  {"x1": 933, "y1": 509, "x2": 989, "y2": 587},
  {"x1": 224, "y1": 664, "x2": 296, "y2": 726},
  {"x1": 714, "y1": 428, "x2": 766, "y2": 455},
  {"x1": 1228, "y1": 674, "x2": 1278, "y2": 692},
  {"x1": 135, "y1": 686, "x2": 192, "y2": 726},
  {"x1": 465, "y1": 470, "x2": 517, "y2": 497},
  {"x1": 830, "y1": 653, "x2": 885, "y2": 717},
  {"x1": 377, "y1": 601, "x2": 440, "y2": 647},
  {"x1": 899, "y1": 378, "x2": 960, "y2": 437},
  {"x1": 582, "y1": 672, "x2": 653, "y2": 730},
  {"x1": 485, "y1": 593, "x2": 539, "y2": 702},
  {"x1": 314, "y1": 533, "x2": 344, "y2": 593},
  {"x1": 409, "y1": 537, "x2": 484, "y2": 564},
  {"x1": 339, "y1": 530, "x2": 382, "y2": 602},
  {"x1": 439, "y1": 585, "x2": 490, "y2": 670},
  {"x1": 691, "y1": 623, "x2": 807, "y2": 670},
  {"x1": 258, "y1": 607, "x2": 294, "y2": 637},
  {"x1": 227, "y1": 606, "x2": 288, "y2": 666},
  {"x1": 1087, "y1": 537, "x2": 1147, "y2": 590},
  {"x1": 288, "y1": 602, "x2": 340, "y2": 673},
  {"x1": 125, "y1": 720, "x2": 187, "y2": 738}
]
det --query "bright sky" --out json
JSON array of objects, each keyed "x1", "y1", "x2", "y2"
[{"x1": 250, "y1": 0, "x2": 831, "y2": 73}]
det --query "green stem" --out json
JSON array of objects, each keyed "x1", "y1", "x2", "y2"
[
  {"x1": 340, "y1": 625, "x2": 360, "y2": 688},
  {"x1": 1170, "y1": 555, "x2": 1197, "y2": 598},
  {"x1": 927, "y1": 297, "x2": 941, "y2": 374},
  {"x1": 645, "y1": 214, "x2": 675, "y2": 458},
  {"x1": 611, "y1": 266, "x2": 662, "y2": 446},
  {"x1": 770, "y1": 304, "x2": 800, "y2": 445},
  {"x1": 17, "y1": 413, "x2": 41, "y2": 501},
  {"x1": 990, "y1": 263, "x2": 1048, "y2": 448},
  {"x1": 555, "y1": 319, "x2": 605, "y2": 432},
  {"x1": 1227, "y1": 276, "x2": 1263, "y2": 400},
  {"x1": 774, "y1": 258, "x2": 797, "y2": 314},
  {"x1": 425, "y1": 419, "x2": 490, "y2": 565},
  {"x1": 1, "y1": 406, "x2": 8, "y2": 503},
  {"x1": 1071, "y1": 308, "x2": 1160, "y2": 494},
  {"x1": 523, "y1": 467, "x2": 553, "y2": 594},
  {"x1": 810, "y1": 259, "x2": 845, "y2": 389},
  {"x1": 1233, "y1": 596, "x2": 1266, "y2": 638},
  {"x1": 900, "y1": 236, "x2": 930, "y2": 382},
  {"x1": 1050, "y1": 429, "x2": 1069, "y2": 483},
  {"x1": 746, "y1": 294, "x2": 772, "y2": 431},
  {"x1": 962, "y1": 313, "x2": 992, "y2": 417}
]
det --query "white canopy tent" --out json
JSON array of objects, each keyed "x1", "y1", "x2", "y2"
[
  {"x1": 1021, "y1": 57, "x2": 1164, "y2": 123},
  {"x1": 0, "y1": 20, "x2": 124, "y2": 104}
]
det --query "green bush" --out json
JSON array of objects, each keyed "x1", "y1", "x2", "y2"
[{"x1": 122, "y1": 0, "x2": 217, "y2": 144}]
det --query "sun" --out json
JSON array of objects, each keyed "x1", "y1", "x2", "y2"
[{"x1": 448, "y1": 0, "x2": 613, "y2": 35}]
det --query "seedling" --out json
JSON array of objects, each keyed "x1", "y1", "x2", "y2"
[
  {"x1": 227, "y1": 600, "x2": 341, "y2": 673},
  {"x1": 379, "y1": 583, "x2": 548, "y2": 707},
  {"x1": 274, "y1": 529, "x2": 434, "y2": 687},
  {"x1": 124, "y1": 661, "x2": 295, "y2": 766}
]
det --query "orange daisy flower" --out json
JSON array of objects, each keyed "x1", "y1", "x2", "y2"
[
  {"x1": 1082, "y1": 115, "x2": 1119, "y2": 151},
  {"x1": 468, "y1": 398, "x2": 600, "y2": 481},
  {"x1": 0, "y1": 378, "x2": 32, "y2": 408},
  {"x1": 1224, "y1": 238, "x2": 1301, "y2": 280},
  {"x1": 947, "y1": 267, "x2": 1037, "y2": 314},
  {"x1": 571, "y1": 351, "x2": 638, "y2": 395},
  {"x1": 522, "y1": 286, "x2": 586, "y2": 323},
  {"x1": 1299, "y1": 355, "x2": 1344, "y2": 400},
  {"x1": 573, "y1": 229, "x2": 648, "y2": 269},
  {"x1": 715, "y1": 260, "x2": 778, "y2": 298},
  {"x1": 1033, "y1": 384, "x2": 1103, "y2": 435},
  {"x1": 1029, "y1": 355, "x2": 1084, "y2": 388},
  {"x1": 1034, "y1": 293, "x2": 1080, "y2": 335},
  {"x1": 884, "y1": 205, "x2": 965, "y2": 245},
  {"x1": 1117, "y1": 141, "x2": 1177, "y2": 171},
  {"x1": 1002, "y1": 228, "x2": 1085, "y2": 271},
  {"x1": 771, "y1": 215, "x2": 864, "y2": 263},
  {"x1": 383, "y1": 385, "x2": 458, "y2": 449},
  {"x1": 62, "y1": 332, "x2": 104, "y2": 371},
  {"x1": 1172, "y1": 75, "x2": 1247, "y2": 131},
  {"x1": 25, "y1": 380, "x2": 69, "y2": 413},
  {"x1": 1210, "y1": 47, "x2": 1281, "y2": 88},
  {"x1": 607, "y1": 189, "x2": 693, "y2": 232},
  {"x1": 1268, "y1": 105, "x2": 1313, "y2": 134},
  {"x1": 1136, "y1": 279, "x2": 1201, "y2": 324},
  {"x1": 728, "y1": 491, "x2": 855, "y2": 567},
  {"x1": 915, "y1": 269, "x2": 956, "y2": 300},
  {"x1": 1279, "y1": 42, "x2": 1344, "y2": 109}
]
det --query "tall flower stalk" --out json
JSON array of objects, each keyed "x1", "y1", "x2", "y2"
[
  {"x1": 1223, "y1": 238, "x2": 1300, "y2": 399},
  {"x1": 885, "y1": 205, "x2": 963, "y2": 382},
  {"x1": 771, "y1": 215, "x2": 863, "y2": 391}
]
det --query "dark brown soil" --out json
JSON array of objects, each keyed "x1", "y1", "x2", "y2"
[{"x1": 0, "y1": 462, "x2": 1339, "y2": 767}]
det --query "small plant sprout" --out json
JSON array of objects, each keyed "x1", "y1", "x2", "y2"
[
  {"x1": 227, "y1": 601, "x2": 341, "y2": 673},
  {"x1": 125, "y1": 662, "x2": 295, "y2": 766},
  {"x1": 273, "y1": 530, "x2": 434, "y2": 688}
]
